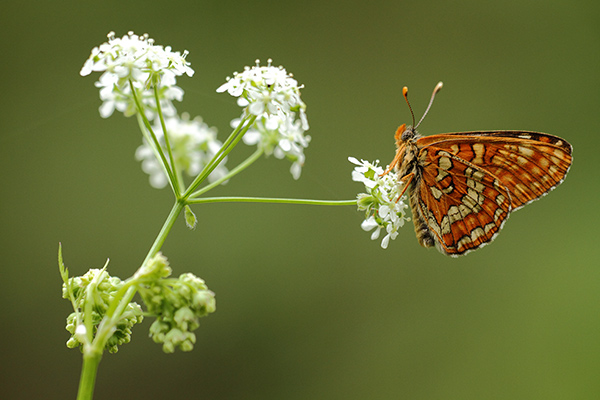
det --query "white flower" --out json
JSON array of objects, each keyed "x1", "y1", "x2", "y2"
[
  {"x1": 218, "y1": 59, "x2": 310, "y2": 179},
  {"x1": 81, "y1": 31, "x2": 192, "y2": 119},
  {"x1": 136, "y1": 113, "x2": 228, "y2": 189},
  {"x1": 349, "y1": 157, "x2": 409, "y2": 249},
  {"x1": 74, "y1": 324, "x2": 87, "y2": 340}
]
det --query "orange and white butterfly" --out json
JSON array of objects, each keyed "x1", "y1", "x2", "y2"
[{"x1": 384, "y1": 82, "x2": 572, "y2": 256}]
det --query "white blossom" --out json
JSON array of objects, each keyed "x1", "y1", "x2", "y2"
[
  {"x1": 74, "y1": 324, "x2": 87, "y2": 341},
  {"x1": 349, "y1": 157, "x2": 409, "y2": 249},
  {"x1": 218, "y1": 59, "x2": 310, "y2": 179},
  {"x1": 136, "y1": 113, "x2": 228, "y2": 189},
  {"x1": 81, "y1": 31, "x2": 192, "y2": 119}
]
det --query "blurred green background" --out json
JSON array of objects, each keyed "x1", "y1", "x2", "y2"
[{"x1": 1, "y1": 0, "x2": 599, "y2": 399}]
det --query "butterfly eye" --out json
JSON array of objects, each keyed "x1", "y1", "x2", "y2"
[{"x1": 400, "y1": 127, "x2": 415, "y2": 142}]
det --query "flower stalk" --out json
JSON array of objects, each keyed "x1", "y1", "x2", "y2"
[
  {"x1": 188, "y1": 197, "x2": 357, "y2": 206},
  {"x1": 183, "y1": 113, "x2": 257, "y2": 198}
]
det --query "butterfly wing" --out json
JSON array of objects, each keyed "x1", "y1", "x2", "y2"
[
  {"x1": 411, "y1": 131, "x2": 572, "y2": 256},
  {"x1": 414, "y1": 148, "x2": 513, "y2": 256},
  {"x1": 418, "y1": 131, "x2": 573, "y2": 209}
]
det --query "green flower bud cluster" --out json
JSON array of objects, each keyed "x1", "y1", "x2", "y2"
[
  {"x1": 63, "y1": 268, "x2": 144, "y2": 354},
  {"x1": 137, "y1": 254, "x2": 216, "y2": 353},
  {"x1": 61, "y1": 251, "x2": 215, "y2": 355}
]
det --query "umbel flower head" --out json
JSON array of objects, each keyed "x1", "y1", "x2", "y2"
[
  {"x1": 80, "y1": 31, "x2": 193, "y2": 119},
  {"x1": 217, "y1": 59, "x2": 310, "y2": 179},
  {"x1": 349, "y1": 157, "x2": 410, "y2": 249},
  {"x1": 135, "y1": 113, "x2": 229, "y2": 189}
]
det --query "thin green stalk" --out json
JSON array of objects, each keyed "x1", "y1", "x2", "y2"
[
  {"x1": 153, "y1": 86, "x2": 178, "y2": 186},
  {"x1": 187, "y1": 196, "x2": 357, "y2": 206},
  {"x1": 136, "y1": 115, "x2": 178, "y2": 195},
  {"x1": 184, "y1": 114, "x2": 257, "y2": 198},
  {"x1": 82, "y1": 270, "x2": 100, "y2": 344},
  {"x1": 76, "y1": 352, "x2": 102, "y2": 400},
  {"x1": 189, "y1": 148, "x2": 264, "y2": 199},
  {"x1": 141, "y1": 200, "x2": 186, "y2": 265},
  {"x1": 130, "y1": 80, "x2": 181, "y2": 197},
  {"x1": 183, "y1": 119, "x2": 246, "y2": 197}
]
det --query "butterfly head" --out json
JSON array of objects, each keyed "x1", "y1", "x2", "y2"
[
  {"x1": 383, "y1": 124, "x2": 417, "y2": 175},
  {"x1": 396, "y1": 124, "x2": 419, "y2": 144}
]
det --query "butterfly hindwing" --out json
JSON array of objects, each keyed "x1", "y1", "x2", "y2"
[{"x1": 415, "y1": 147, "x2": 513, "y2": 256}]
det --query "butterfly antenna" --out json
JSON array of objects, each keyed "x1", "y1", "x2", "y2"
[
  {"x1": 415, "y1": 81, "x2": 443, "y2": 129},
  {"x1": 402, "y1": 86, "x2": 416, "y2": 128}
]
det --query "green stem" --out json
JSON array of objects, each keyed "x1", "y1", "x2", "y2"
[
  {"x1": 136, "y1": 115, "x2": 177, "y2": 194},
  {"x1": 153, "y1": 86, "x2": 177, "y2": 183},
  {"x1": 143, "y1": 200, "x2": 186, "y2": 263},
  {"x1": 187, "y1": 196, "x2": 357, "y2": 206},
  {"x1": 76, "y1": 352, "x2": 101, "y2": 400},
  {"x1": 183, "y1": 114, "x2": 257, "y2": 198},
  {"x1": 130, "y1": 80, "x2": 180, "y2": 197},
  {"x1": 189, "y1": 148, "x2": 264, "y2": 199}
]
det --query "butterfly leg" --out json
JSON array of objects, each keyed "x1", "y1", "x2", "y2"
[{"x1": 396, "y1": 172, "x2": 415, "y2": 202}]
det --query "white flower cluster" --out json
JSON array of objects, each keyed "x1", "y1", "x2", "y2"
[
  {"x1": 136, "y1": 113, "x2": 228, "y2": 189},
  {"x1": 80, "y1": 31, "x2": 193, "y2": 119},
  {"x1": 217, "y1": 59, "x2": 310, "y2": 179},
  {"x1": 349, "y1": 157, "x2": 410, "y2": 249}
]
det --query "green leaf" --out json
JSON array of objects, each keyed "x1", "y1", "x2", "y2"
[
  {"x1": 184, "y1": 205, "x2": 197, "y2": 230},
  {"x1": 58, "y1": 243, "x2": 69, "y2": 284}
]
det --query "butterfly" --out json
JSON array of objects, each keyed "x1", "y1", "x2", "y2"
[{"x1": 384, "y1": 82, "x2": 572, "y2": 257}]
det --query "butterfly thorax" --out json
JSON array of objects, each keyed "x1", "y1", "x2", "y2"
[{"x1": 394, "y1": 125, "x2": 423, "y2": 179}]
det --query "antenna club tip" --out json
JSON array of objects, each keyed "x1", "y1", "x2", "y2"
[
  {"x1": 435, "y1": 81, "x2": 443, "y2": 92},
  {"x1": 402, "y1": 86, "x2": 409, "y2": 96}
]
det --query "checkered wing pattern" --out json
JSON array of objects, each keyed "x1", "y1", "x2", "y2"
[{"x1": 415, "y1": 131, "x2": 572, "y2": 256}]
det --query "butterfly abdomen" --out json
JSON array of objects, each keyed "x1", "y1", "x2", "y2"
[
  {"x1": 408, "y1": 176, "x2": 437, "y2": 249},
  {"x1": 395, "y1": 138, "x2": 438, "y2": 249}
]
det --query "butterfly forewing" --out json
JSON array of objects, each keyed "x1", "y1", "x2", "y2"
[
  {"x1": 419, "y1": 131, "x2": 573, "y2": 209},
  {"x1": 417, "y1": 148, "x2": 513, "y2": 255},
  {"x1": 405, "y1": 131, "x2": 572, "y2": 256}
]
